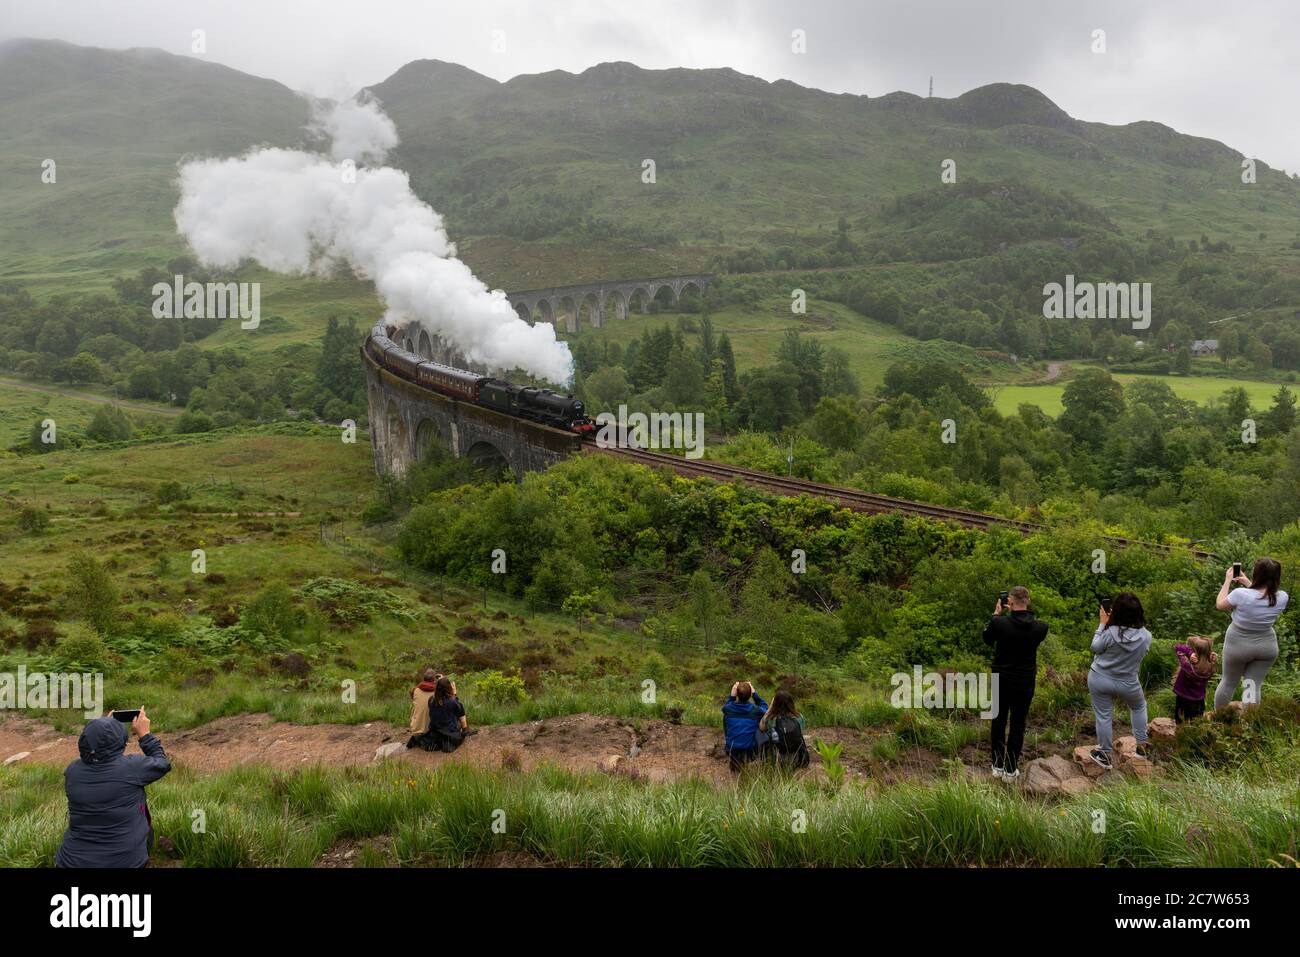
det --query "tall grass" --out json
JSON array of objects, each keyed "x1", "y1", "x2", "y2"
[{"x1": 3, "y1": 759, "x2": 1295, "y2": 868}]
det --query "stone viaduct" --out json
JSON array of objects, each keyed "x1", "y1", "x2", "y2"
[
  {"x1": 505, "y1": 273, "x2": 713, "y2": 332},
  {"x1": 364, "y1": 274, "x2": 713, "y2": 479}
]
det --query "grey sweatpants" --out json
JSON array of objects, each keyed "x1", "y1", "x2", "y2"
[
  {"x1": 1213, "y1": 624, "x2": 1278, "y2": 709},
  {"x1": 1088, "y1": 669, "x2": 1148, "y2": 754}
]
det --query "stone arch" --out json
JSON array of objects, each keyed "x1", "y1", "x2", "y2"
[
  {"x1": 627, "y1": 287, "x2": 651, "y2": 315},
  {"x1": 513, "y1": 301, "x2": 532, "y2": 323},
  {"x1": 601, "y1": 289, "x2": 626, "y2": 324},
  {"x1": 384, "y1": 398, "x2": 410, "y2": 476},
  {"x1": 413, "y1": 417, "x2": 443, "y2": 464},
  {"x1": 577, "y1": 292, "x2": 602, "y2": 330},
  {"x1": 534, "y1": 298, "x2": 556, "y2": 327},
  {"x1": 557, "y1": 296, "x2": 578, "y2": 333},
  {"x1": 465, "y1": 439, "x2": 512, "y2": 480},
  {"x1": 416, "y1": 329, "x2": 433, "y2": 359},
  {"x1": 649, "y1": 283, "x2": 676, "y2": 311}
]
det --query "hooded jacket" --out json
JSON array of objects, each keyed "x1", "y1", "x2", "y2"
[
  {"x1": 1089, "y1": 623, "x2": 1153, "y2": 685},
  {"x1": 721, "y1": 693, "x2": 768, "y2": 752},
  {"x1": 55, "y1": 717, "x2": 172, "y2": 868},
  {"x1": 982, "y1": 610, "x2": 1049, "y2": 680}
]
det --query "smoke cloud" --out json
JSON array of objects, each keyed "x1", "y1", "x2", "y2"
[{"x1": 173, "y1": 99, "x2": 574, "y2": 384}]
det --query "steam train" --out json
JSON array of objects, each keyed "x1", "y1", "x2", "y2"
[{"x1": 363, "y1": 321, "x2": 596, "y2": 435}]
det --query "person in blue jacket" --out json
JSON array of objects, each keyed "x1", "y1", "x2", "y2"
[
  {"x1": 721, "y1": 680, "x2": 768, "y2": 770},
  {"x1": 56, "y1": 709, "x2": 172, "y2": 868}
]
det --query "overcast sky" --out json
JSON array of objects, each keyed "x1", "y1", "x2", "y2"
[{"x1": 4, "y1": 0, "x2": 1298, "y2": 173}]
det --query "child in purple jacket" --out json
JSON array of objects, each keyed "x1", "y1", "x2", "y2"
[{"x1": 1172, "y1": 636, "x2": 1218, "y2": 722}]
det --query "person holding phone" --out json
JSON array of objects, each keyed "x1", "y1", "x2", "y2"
[
  {"x1": 1213, "y1": 558, "x2": 1287, "y2": 709},
  {"x1": 1088, "y1": 593, "x2": 1153, "y2": 770},
  {"x1": 982, "y1": 585, "x2": 1049, "y2": 781},
  {"x1": 56, "y1": 708, "x2": 171, "y2": 868}
]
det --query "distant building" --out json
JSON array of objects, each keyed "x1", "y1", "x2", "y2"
[{"x1": 1190, "y1": 339, "x2": 1219, "y2": 357}]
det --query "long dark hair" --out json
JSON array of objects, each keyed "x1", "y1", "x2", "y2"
[
  {"x1": 1250, "y1": 558, "x2": 1282, "y2": 607},
  {"x1": 432, "y1": 676, "x2": 455, "y2": 707},
  {"x1": 768, "y1": 690, "x2": 799, "y2": 718},
  {"x1": 1108, "y1": 592, "x2": 1145, "y2": 638}
]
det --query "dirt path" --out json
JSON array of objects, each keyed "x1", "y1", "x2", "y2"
[
  {"x1": 0, "y1": 712, "x2": 936, "y2": 785},
  {"x1": 0, "y1": 376, "x2": 182, "y2": 417}
]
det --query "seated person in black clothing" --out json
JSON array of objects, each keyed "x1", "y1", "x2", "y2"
[
  {"x1": 407, "y1": 677, "x2": 471, "y2": 752},
  {"x1": 982, "y1": 585, "x2": 1049, "y2": 781}
]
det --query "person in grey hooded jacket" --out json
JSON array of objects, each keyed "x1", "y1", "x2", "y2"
[
  {"x1": 56, "y1": 709, "x2": 171, "y2": 868},
  {"x1": 1087, "y1": 592, "x2": 1153, "y2": 770}
]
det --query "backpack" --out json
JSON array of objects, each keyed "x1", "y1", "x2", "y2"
[{"x1": 767, "y1": 715, "x2": 810, "y2": 769}]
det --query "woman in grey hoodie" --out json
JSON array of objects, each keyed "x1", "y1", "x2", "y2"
[{"x1": 1087, "y1": 592, "x2": 1153, "y2": 770}]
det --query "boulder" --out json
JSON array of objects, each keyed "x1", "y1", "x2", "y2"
[
  {"x1": 3, "y1": 751, "x2": 31, "y2": 766},
  {"x1": 373, "y1": 741, "x2": 407, "y2": 762},
  {"x1": 599, "y1": 754, "x2": 624, "y2": 773},
  {"x1": 1023, "y1": 754, "x2": 1093, "y2": 796},
  {"x1": 1148, "y1": 717, "x2": 1176, "y2": 739},
  {"x1": 1072, "y1": 745, "x2": 1108, "y2": 778}
]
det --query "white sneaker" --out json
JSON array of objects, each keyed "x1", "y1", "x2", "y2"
[
  {"x1": 1001, "y1": 767, "x2": 1020, "y2": 781},
  {"x1": 991, "y1": 765, "x2": 1004, "y2": 779}
]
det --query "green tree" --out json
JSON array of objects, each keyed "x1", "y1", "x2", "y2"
[
  {"x1": 86, "y1": 405, "x2": 133, "y2": 443},
  {"x1": 66, "y1": 554, "x2": 119, "y2": 635},
  {"x1": 1058, "y1": 368, "x2": 1125, "y2": 448},
  {"x1": 1266, "y1": 386, "x2": 1298, "y2": 436}
]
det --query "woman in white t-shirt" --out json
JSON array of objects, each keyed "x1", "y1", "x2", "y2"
[{"x1": 1213, "y1": 558, "x2": 1287, "y2": 709}]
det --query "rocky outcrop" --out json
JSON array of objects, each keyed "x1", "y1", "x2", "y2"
[{"x1": 1021, "y1": 754, "x2": 1093, "y2": 795}]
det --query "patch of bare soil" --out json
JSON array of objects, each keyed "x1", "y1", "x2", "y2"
[{"x1": 0, "y1": 711, "x2": 901, "y2": 784}]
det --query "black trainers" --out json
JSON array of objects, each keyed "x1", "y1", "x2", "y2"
[
  {"x1": 1134, "y1": 743, "x2": 1151, "y2": 761},
  {"x1": 1089, "y1": 748, "x2": 1113, "y2": 770}
]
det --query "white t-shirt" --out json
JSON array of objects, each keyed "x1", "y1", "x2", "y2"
[{"x1": 1228, "y1": 587, "x2": 1288, "y2": 636}]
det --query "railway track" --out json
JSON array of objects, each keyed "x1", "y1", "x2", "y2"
[{"x1": 586, "y1": 443, "x2": 1213, "y2": 559}]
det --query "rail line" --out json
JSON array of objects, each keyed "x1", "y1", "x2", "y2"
[{"x1": 586, "y1": 443, "x2": 1213, "y2": 559}]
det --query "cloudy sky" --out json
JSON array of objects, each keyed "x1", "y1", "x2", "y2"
[{"x1": 4, "y1": 0, "x2": 1298, "y2": 172}]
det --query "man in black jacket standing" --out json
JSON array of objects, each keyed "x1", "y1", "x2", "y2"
[
  {"x1": 56, "y1": 708, "x2": 171, "y2": 868},
  {"x1": 983, "y1": 586, "x2": 1049, "y2": 781}
]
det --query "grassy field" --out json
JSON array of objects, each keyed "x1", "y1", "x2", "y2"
[
  {"x1": 990, "y1": 372, "x2": 1289, "y2": 417},
  {"x1": 568, "y1": 296, "x2": 1037, "y2": 392},
  {"x1": 0, "y1": 379, "x2": 178, "y2": 448},
  {"x1": 3, "y1": 757, "x2": 1297, "y2": 868}
]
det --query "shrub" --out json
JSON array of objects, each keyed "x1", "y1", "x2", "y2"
[
  {"x1": 242, "y1": 584, "x2": 303, "y2": 645},
  {"x1": 18, "y1": 507, "x2": 49, "y2": 533},
  {"x1": 65, "y1": 554, "x2": 119, "y2": 635},
  {"x1": 474, "y1": 670, "x2": 528, "y2": 704},
  {"x1": 49, "y1": 626, "x2": 111, "y2": 672}
]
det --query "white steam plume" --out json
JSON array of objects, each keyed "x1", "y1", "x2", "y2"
[{"x1": 173, "y1": 99, "x2": 574, "y2": 384}]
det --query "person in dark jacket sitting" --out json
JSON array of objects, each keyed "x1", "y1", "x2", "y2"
[
  {"x1": 982, "y1": 586, "x2": 1049, "y2": 781},
  {"x1": 407, "y1": 676, "x2": 471, "y2": 753},
  {"x1": 721, "y1": 681, "x2": 768, "y2": 771},
  {"x1": 56, "y1": 709, "x2": 171, "y2": 868}
]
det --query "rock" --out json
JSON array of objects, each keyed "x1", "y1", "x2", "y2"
[
  {"x1": 1115, "y1": 735, "x2": 1139, "y2": 757},
  {"x1": 1023, "y1": 754, "x2": 1093, "y2": 796},
  {"x1": 1148, "y1": 717, "x2": 1176, "y2": 739},
  {"x1": 3, "y1": 751, "x2": 31, "y2": 766},
  {"x1": 628, "y1": 743, "x2": 642, "y2": 758},
  {"x1": 599, "y1": 754, "x2": 624, "y2": 773},
  {"x1": 373, "y1": 741, "x2": 407, "y2": 761},
  {"x1": 1072, "y1": 745, "x2": 1108, "y2": 778},
  {"x1": 34, "y1": 740, "x2": 62, "y2": 751},
  {"x1": 1123, "y1": 758, "x2": 1156, "y2": 779}
]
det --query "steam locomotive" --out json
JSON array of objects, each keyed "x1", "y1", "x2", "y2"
[{"x1": 363, "y1": 321, "x2": 596, "y2": 435}]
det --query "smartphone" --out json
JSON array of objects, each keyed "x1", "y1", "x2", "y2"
[
  {"x1": 111, "y1": 709, "x2": 141, "y2": 723},
  {"x1": 1233, "y1": 562, "x2": 1242, "y2": 578},
  {"x1": 998, "y1": 591, "x2": 1009, "y2": 606},
  {"x1": 1100, "y1": 599, "x2": 1112, "y2": 613}
]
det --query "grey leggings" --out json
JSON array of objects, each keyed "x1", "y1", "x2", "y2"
[
  {"x1": 1213, "y1": 625, "x2": 1278, "y2": 709},
  {"x1": 1088, "y1": 670, "x2": 1148, "y2": 754}
]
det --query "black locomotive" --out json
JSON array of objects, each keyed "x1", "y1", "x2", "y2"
[{"x1": 363, "y1": 321, "x2": 595, "y2": 435}]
